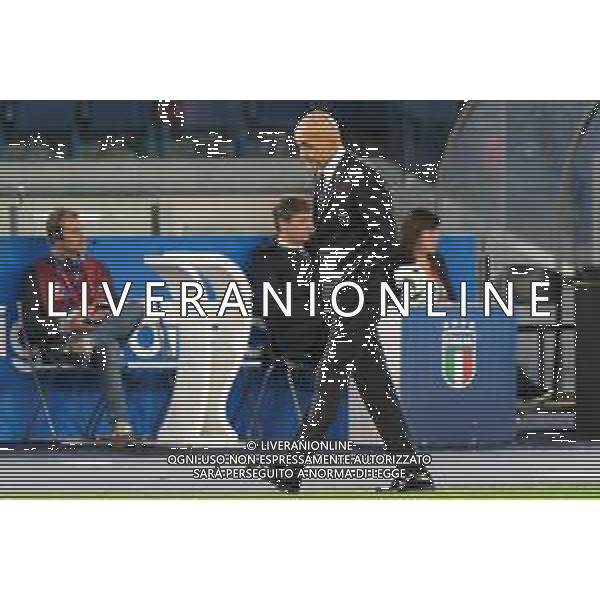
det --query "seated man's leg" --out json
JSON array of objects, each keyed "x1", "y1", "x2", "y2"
[
  {"x1": 92, "y1": 336, "x2": 132, "y2": 435},
  {"x1": 88, "y1": 302, "x2": 144, "y2": 436},
  {"x1": 96, "y1": 301, "x2": 145, "y2": 344}
]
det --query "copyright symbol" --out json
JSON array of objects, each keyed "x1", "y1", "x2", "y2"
[{"x1": 246, "y1": 441, "x2": 257, "y2": 451}]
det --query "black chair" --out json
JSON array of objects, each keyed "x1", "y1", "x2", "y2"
[{"x1": 18, "y1": 302, "x2": 109, "y2": 443}]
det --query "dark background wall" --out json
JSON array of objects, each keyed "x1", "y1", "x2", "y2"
[{"x1": 0, "y1": 100, "x2": 462, "y2": 179}]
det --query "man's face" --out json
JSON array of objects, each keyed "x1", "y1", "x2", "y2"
[
  {"x1": 294, "y1": 113, "x2": 343, "y2": 170},
  {"x1": 280, "y1": 211, "x2": 313, "y2": 246},
  {"x1": 56, "y1": 215, "x2": 86, "y2": 257},
  {"x1": 295, "y1": 135, "x2": 332, "y2": 169}
]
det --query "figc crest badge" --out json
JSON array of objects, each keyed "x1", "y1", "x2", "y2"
[{"x1": 442, "y1": 321, "x2": 476, "y2": 388}]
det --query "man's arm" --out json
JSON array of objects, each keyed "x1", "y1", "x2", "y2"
[
  {"x1": 250, "y1": 248, "x2": 299, "y2": 313},
  {"x1": 19, "y1": 266, "x2": 68, "y2": 351},
  {"x1": 86, "y1": 260, "x2": 114, "y2": 322},
  {"x1": 247, "y1": 246, "x2": 299, "y2": 357},
  {"x1": 339, "y1": 168, "x2": 399, "y2": 280}
]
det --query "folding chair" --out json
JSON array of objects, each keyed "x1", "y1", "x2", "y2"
[
  {"x1": 18, "y1": 307, "x2": 58, "y2": 442},
  {"x1": 19, "y1": 302, "x2": 101, "y2": 443},
  {"x1": 22, "y1": 343, "x2": 109, "y2": 443}
]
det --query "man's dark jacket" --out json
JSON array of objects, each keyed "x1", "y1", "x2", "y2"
[
  {"x1": 247, "y1": 240, "x2": 327, "y2": 364},
  {"x1": 307, "y1": 152, "x2": 401, "y2": 306}
]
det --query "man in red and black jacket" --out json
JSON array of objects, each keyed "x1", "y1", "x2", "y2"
[{"x1": 20, "y1": 208, "x2": 143, "y2": 443}]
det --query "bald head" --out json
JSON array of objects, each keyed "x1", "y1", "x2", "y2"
[{"x1": 294, "y1": 110, "x2": 345, "y2": 169}]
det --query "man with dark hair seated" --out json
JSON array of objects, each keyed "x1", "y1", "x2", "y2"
[
  {"x1": 19, "y1": 208, "x2": 144, "y2": 444},
  {"x1": 246, "y1": 197, "x2": 327, "y2": 433}
]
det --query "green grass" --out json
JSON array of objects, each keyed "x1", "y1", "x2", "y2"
[{"x1": 3, "y1": 484, "x2": 600, "y2": 499}]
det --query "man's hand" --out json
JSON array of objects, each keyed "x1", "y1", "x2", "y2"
[
  {"x1": 70, "y1": 317, "x2": 92, "y2": 334},
  {"x1": 89, "y1": 304, "x2": 111, "y2": 322}
]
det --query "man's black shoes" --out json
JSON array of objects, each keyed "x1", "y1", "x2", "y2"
[
  {"x1": 377, "y1": 468, "x2": 435, "y2": 494},
  {"x1": 267, "y1": 474, "x2": 301, "y2": 494}
]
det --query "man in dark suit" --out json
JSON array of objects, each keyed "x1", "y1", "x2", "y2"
[
  {"x1": 245, "y1": 198, "x2": 328, "y2": 436},
  {"x1": 267, "y1": 109, "x2": 433, "y2": 493},
  {"x1": 248, "y1": 197, "x2": 326, "y2": 367}
]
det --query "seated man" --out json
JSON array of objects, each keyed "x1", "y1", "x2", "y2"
[
  {"x1": 19, "y1": 208, "x2": 143, "y2": 443},
  {"x1": 246, "y1": 197, "x2": 327, "y2": 433}
]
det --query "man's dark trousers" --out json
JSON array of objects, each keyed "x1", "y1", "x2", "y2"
[
  {"x1": 299, "y1": 151, "x2": 418, "y2": 456},
  {"x1": 301, "y1": 287, "x2": 415, "y2": 455},
  {"x1": 86, "y1": 302, "x2": 144, "y2": 432}
]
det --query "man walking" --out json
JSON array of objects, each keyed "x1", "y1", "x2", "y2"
[{"x1": 266, "y1": 109, "x2": 433, "y2": 493}]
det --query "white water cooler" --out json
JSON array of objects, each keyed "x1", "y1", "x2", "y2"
[{"x1": 144, "y1": 253, "x2": 252, "y2": 447}]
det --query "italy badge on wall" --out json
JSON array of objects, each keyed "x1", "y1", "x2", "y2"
[{"x1": 442, "y1": 321, "x2": 477, "y2": 388}]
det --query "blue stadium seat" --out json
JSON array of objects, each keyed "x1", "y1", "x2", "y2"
[
  {"x1": 88, "y1": 101, "x2": 152, "y2": 131},
  {"x1": 12, "y1": 101, "x2": 78, "y2": 132}
]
